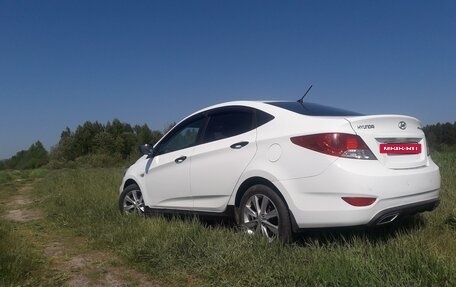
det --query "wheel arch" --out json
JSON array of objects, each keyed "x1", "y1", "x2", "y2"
[
  {"x1": 234, "y1": 176, "x2": 285, "y2": 208},
  {"x1": 123, "y1": 178, "x2": 138, "y2": 190},
  {"x1": 121, "y1": 175, "x2": 151, "y2": 206}
]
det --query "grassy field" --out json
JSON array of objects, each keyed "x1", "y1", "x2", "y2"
[
  {"x1": 0, "y1": 169, "x2": 65, "y2": 286},
  {"x1": 1, "y1": 152, "x2": 455, "y2": 286}
]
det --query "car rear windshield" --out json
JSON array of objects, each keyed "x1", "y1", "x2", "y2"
[{"x1": 266, "y1": 101, "x2": 363, "y2": 116}]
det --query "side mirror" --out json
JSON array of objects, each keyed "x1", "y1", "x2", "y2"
[{"x1": 139, "y1": 144, "x2": 154, "y2": 158}]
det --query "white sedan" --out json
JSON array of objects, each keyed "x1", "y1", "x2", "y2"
[{"x1": 119, "y1": 101, "x2": 440, "y2": 242}]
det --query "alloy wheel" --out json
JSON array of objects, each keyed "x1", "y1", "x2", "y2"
[
  {"x1": 242, "y1": 194, "x2": 280, "y2": 242},
  {"x1": 122, "y1": 188, "x2": 145, "y2": 214}
]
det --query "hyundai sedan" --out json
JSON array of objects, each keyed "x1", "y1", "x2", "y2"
[{"x1": 119, "y1": 101, "x2": 440, "y2": 242}]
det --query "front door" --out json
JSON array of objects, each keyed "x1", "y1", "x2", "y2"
[{"x1": 143, "y1": 117, "x2": 206, "y2": 210}]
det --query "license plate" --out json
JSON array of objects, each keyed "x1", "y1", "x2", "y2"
[{"x1": 379, "y1": 143, "x2": 421, "y2": 154}]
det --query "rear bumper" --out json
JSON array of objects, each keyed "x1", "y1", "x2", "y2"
[
  {"x1": 367, "y1": 198, "x2": 439, "y2": 226},
  {"x1": 288, "y1": 199, "x2": 439, "y2": 233},
  {"x1": 275, "y1": 158, "x2": 441, "y2": 228}
]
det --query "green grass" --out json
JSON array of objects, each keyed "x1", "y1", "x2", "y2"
[
  {"x1": 0, "y1": 172, "x2": 64, "y2": 287},
  {"x1": 28, "y1": 152, "x2": 456, "y2": 286},
  {"x1": 0, "y1": 170, "x2": 22, "y2": 185},
  {"x1": 0, "y1": 168, "x2": 48, "y2": 186},
  {"x1": 1, "y1": 152, "x2": 454, "y2": 286},
  {"x1": 0, "y1": 171, "x2": 13, "y2": 185},
  {"x1": 0, "y1": 218, "x2": 41, "y2": 286}
]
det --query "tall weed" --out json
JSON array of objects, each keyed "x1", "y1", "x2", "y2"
[{"x1": 34, "y1": 154, "x2": 456, "y2": 286}]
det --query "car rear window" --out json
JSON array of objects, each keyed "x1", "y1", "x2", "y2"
[{"x1": 266, "y1": 101, "x2": 363, "y2": 116}]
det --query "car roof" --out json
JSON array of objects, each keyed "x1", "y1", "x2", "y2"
[{"x1": 191, "y1": 100, "x2": 362, "y2": 117}]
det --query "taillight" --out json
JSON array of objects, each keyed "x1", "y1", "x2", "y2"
[
  {"x1": 342, "y1": 197, "x2": 376, "y2": 206},
  {"x1": 291, "y1": 133, "x2": 376, "y2": 160}
]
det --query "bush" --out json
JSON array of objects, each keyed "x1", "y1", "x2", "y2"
[{"x1": 74, "y1": 153, "x2": 124, "y2": 168}]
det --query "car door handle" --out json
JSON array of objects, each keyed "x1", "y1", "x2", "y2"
[
  {"x1": 230, "y1": 141, "x2": 249, "y2": 149},
  {"x1": 174, "y1": 156, "x2": 187, "y2": 164}
]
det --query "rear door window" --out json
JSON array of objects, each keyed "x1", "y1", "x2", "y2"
[{"x1": 203, "y1": 111, "x2": 254, "y2": 143}]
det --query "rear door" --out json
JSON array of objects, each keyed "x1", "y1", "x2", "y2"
[
  {"x1": 191, "y1": 108, "x2": 257, "y2": 212},
  {"x1": 347, "y1": 115, "x2": 428, "y2": 169}
]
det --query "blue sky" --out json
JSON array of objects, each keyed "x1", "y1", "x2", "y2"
[{"x1": 1, "y1": 0, "x2": 455, "y2": 159}]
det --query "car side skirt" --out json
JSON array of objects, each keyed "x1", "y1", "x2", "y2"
[{"x1": 143, "y1": 205, "x2": 236, "y2": 219}]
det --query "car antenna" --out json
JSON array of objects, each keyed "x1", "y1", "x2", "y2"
[{"x1": 297, "y1": 85, "x2": 313, "y2": 104}]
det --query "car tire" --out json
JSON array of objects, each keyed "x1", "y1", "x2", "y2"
[
  {"x1": 239, "y1": 184, "x2": 292, "y2": 243},
  {"x1": 119, "y1": 184, "x2": 145, "y2": 215}
]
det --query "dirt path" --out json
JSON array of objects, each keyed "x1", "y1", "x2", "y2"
[
  {"x1": 3, "y1": 185, "x2": 43, "y2": 222},
  {"x1": 1, "y1": 183, "x2": 161, "y2": 287}
]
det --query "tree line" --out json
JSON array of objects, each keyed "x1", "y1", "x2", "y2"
[
  {"x1": 0, "y1": 119, "x2": 171, "y2": 170},
  {"x1": 1, "y1": 120, "x2": 455, "y2": 170},
  {"x1": 0, "y1": 141, "x2": 49, "y2": 170},
  {"x1": 50, "y1": 119, "x2": 164, "y2": 163},
  {"x1": 423, "y1": 122, "x2": 456, "y2": 152}
]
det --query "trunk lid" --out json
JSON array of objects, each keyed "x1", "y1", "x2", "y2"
[{"x1": 346, "y1": 115, "x2": 428, "y2": 169}]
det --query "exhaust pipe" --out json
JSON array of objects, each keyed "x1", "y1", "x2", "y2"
[{"x1": 376, "y1": 213, "x2": 400, "y2": 225}]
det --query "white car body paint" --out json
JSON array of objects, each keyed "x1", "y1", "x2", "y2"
[{"x1": 120, "y1": 101, "x2": 440, "y2": 229}]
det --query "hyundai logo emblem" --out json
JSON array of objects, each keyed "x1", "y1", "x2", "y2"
[{"x1": 398, "y1": 121, "x2": 407, "y2": 130}]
